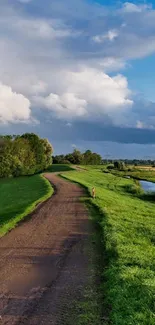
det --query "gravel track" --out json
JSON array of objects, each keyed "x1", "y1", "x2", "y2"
[{"x1": 0, "y1": 174, "x2": 91, "y2": 325}]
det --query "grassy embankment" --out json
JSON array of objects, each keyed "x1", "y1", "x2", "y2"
[
  {"x1": 0, "y1": 174, "x2": 53, "y2": 237},
  {"x1": 63, "y1": 167, "x2": 155, "y2": 325}
]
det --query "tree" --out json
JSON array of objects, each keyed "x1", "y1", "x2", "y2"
[
  {"x1": 65, "y1": 150, "x2": 83, "y2": 164},
  {"x1": 72, "y1": 149, "x2": 83, "y2": 164},
  {"x1": 114, "y1": 161, "x2": 126, "y2": 171},
  {"x1": 53, "y1": 155, "x2": 66, "y2": 164},
  {"x1": 11, "y1": 137, "x2": 36, "y2": 176},
  {"x1": 53, "y1": 149, "x2": 102, "y2": 165},
  {"x1": 0, "y1": 133, "x2": 53, "y2": 178},
  {"x1": 21, "y1": 133, "x2": 46, "y2": 173},
  {"x1": 41, "y1": 138, "x2": 53, "y2": 169},
  {"x1": 82, "y1": 150, "x2": 102, "y2": 165},
  {"x1": 0, "y1": 137, "x2": 14, "y2": 177}
]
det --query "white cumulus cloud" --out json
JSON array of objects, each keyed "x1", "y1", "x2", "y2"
[
  {"x1": 34, "y1": 67, "x2": 133, "y2": 121},
  {"x1": 43, "y1": 92, "x2": 87, "y2": 118},
  {"x1": 0, "y1": 83, "x2": 31, "y2": 124}
]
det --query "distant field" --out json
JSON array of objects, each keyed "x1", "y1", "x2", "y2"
[
  {"x1": 111, "y1": 168, "x2": 155, "y2": 182},
  {"x1": 63, "y1": 168, "x2": 155, "y2": 325},
  {"x1": 135, "y1": 165, "x2": 155, "y2": 170},
  {"x1": 0, "y1": 175, "x2": 53, "y2": 236},
  {"x1": 92, "y1": 164, "x2": 155, "y2": 182}
]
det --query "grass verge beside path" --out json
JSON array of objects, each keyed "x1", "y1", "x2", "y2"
[
  {"x1": 63, "y1": 168, "x2": 155, "y2": 325},
  {"x1": 0, "y1": 174, "x2": 53, "y2": 237}
]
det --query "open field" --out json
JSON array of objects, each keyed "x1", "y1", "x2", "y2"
[
  {"x1": 98, "y1": 164, "x2": 155, "y2": 182},
  {"x1": 63, "y1": 167, "x2": 155, "y2": 325},
  {"x1": 135, "y1": 166, "x2": 155, "y2": 170},
  {"x1": 0, "y1": 175, "x2": 53, "y2": 237}
]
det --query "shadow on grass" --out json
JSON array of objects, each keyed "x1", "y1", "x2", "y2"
[
  {"x1": 84, "y1": 199, "x2": 117, "y2": 324},
  {"x1": 46, "y1": 164, "x2": 75, "y2": 173},
  {"x1": 139, "y1": 192, "x2": 155, "y2": 203},
  {"x1": 60, "y1": 174, "x2": 116, "y2": 324}
]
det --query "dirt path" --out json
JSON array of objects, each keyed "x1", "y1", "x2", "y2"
[{"x1": 0, "y1": 174, "x2": 91, "y2": 325}]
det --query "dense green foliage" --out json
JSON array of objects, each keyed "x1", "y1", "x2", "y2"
[
  {"x1": 0, "y1": 133, "x2": 53, "y2": 178},
  {"x1": 0, "y1": 175, "x2": 53, "y2": 236},
  {"x1": 53, "y1": 149, "x2": 102, "y2": 165},
  {"x1": 63, "y1": 167, "x2": 155, "y2": 325}
]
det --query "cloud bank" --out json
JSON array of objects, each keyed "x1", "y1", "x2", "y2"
[{"x1": 0, "y1": 0, "x2": 155, "y2": 148}]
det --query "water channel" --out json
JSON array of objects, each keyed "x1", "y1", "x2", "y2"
[
  {"x1": 125, "y1": 176, "x2": 155, "y2": 192},
  {"x1": 139, "y1": 180, "x2": 155, "y2": 192}
]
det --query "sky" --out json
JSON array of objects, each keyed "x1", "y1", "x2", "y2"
[{"x1": 1, "y1": 1, "x2": 155, "y2": 158}]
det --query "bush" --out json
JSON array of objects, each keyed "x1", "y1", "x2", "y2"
[
  {"x1": 107, "y1": 165, "x2": 114, "y2": 170},
  {"x1": 114, "y1": 161, "x2": 127, "y2": 171},
  {"x1": 124, "y1": 183, "x2": 143, "y2": 195}
]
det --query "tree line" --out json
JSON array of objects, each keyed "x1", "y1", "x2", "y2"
[
  {"x1": 0, "y1": 133, "x2": 53, "y2": 178},
  {"x1": 102, "y1": 159, "x2": 155, "y2": 166},
  {"x1": 53, "y1": 149, "x2": 102, "y2": 165}
]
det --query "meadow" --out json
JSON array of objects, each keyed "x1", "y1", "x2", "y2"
[
  {"x1": 63, "y1": 167, "x2": 155, "y2": 325},
  {"x1": 0, "y1": 175, "x2": 53, "y2": 237},
  {"x1": 104, "y1": 165, "x2": 155, "y2": 182}
]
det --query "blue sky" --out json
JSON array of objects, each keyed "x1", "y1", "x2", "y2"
[
  {"x1": 126, "y1": 55, "x2": 155, "y2": 101},
  {"x1": 1, "y1": 0, "x2": 155, "y2": 158}
]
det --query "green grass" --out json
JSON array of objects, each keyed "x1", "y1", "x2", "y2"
[
  {"x1": 63, "y1": 217, "x2": 103, "y2": 325},
  {"x1": 81, "y1": 163, "x2": 155, "y2": 182},
  {"x1": 102, "y1": 166, "x2": 155, "y2": 183},
  {"x1": 0, "y1": 174, "x2": 53, "y2": 237},
  {"x1": 47, "y1": 164, "x2": 75, "y2": 173},
  {"x1": 126, "y1": 169, "x2": 155, "y2": 182},
  {"x1": 63, "y1": 168, "x2": 155, "y2": 325},
  {"x1": 127, "y1": 167, "x2": 155, "y2": 182}
]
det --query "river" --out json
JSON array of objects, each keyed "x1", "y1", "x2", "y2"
[
  {"x1": 125, "y1": 175, "x2": 155, "y2": 192},
  {"x1": 139, "y1": 180, "x2": 155, "y2": 192}
]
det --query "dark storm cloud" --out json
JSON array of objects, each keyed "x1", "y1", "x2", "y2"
[
  {"x1": 72, "y1": 122, "x2": 155, "y2": 144},
  {"x1": 1, "y1": 117, "x2": 155, "y2": 145}
]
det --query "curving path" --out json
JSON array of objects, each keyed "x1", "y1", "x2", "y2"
[{"x1": 0, "y1": 174, "x2": 90, "y2": 325}]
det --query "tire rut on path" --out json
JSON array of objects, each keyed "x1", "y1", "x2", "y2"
[{"x1": 0, "y1": 173, "x2": 91, "y2": 325}]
